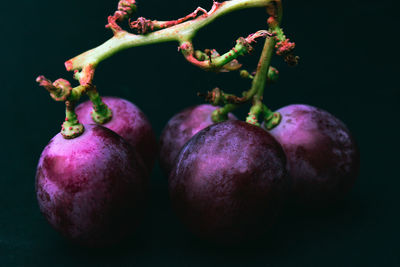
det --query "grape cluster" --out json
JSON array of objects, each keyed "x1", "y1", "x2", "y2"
[
  {"x1": 36, "y1": 97, "x2": 156, "y2": 246},
  {"x1": 161, "y1": 103, "x2": 359, "y2": 244},
  {"x1": 35, "y1": 0, "x2": 359, "y2": 247},
  {"x1": 37, "y1": 100, "x2": 359, "y2": 246}
]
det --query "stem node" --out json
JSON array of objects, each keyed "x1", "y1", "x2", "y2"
[{"x1": 61, "y1": 101, "x2": 84, "y2": 139}]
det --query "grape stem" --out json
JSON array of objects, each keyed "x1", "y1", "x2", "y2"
[
  {"x1": 179, "y1": 30, "x2": 272, "y2": 71},
  {"x1": 36, "y1": 0, "x2": 297, "y2": 138},
  {"x1": 245, "y1": 29, "x2": 281, "y2": 128},
  {"x1": 129, "y1": 7, "x2": 208, "y2": 34},
  {"x1": 65, "y1": 0, "x2": 278, "y2": 72},
  {"x1": 212, "y1": 9, "x2": 283, "y2": 127},
  {"x1": 61, "y1": 101, "x2": 84, "y2": 139}
]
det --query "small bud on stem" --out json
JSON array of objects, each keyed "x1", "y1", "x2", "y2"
[
  {"x1": 199, "y1": 87, "x2": 247, "y2": 105},
  {"x1": 179, "y1": 30, "x2": 271, "y2": 72},
  {"x1": 106, "y1": 0, "x2": 137, "y2": 33},
  {"x1": 268, "y1": 15, "x2": 299, "y2": 66},
  {"x1": 36, "y1": 76, "x2": 72, "y2": 102}
]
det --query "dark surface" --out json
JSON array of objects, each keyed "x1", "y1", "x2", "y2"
[{"x1": 1, "y1": 0, "x2": 398, "y2": 266}]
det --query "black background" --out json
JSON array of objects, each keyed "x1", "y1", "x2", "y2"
[{"x1": 1, "y1": 0, "x2": 399, "y2": 266}]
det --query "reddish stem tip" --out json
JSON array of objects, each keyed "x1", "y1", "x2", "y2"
[{"x1": 65, "y1": 60, "x2": 73, "y2": 71}]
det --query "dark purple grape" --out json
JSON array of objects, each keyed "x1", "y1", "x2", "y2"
[
  {"x1": 36, "y1": 125, "x2": 148, "y2": 247},
  {"x1": 76, "y1": 96, "x2": 157, "y2": 171},
  {"x1": 159, "y1": 104, "x2": 236, "y2": 176},
  {"x1": 265, "y1": 104, "x2": 360, "y2": 208},
  {"x1": 169, "y1": 120, "x2": 287, "y2": 244}
]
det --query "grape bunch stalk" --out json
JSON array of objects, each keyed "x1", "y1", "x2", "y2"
[{"x1": 36, "y1": 0, "x2": 359, "y2": 246}]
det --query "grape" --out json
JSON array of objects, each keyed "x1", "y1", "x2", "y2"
[
  {"x1": 169, "y1": 120, "x2": 287, "y2": 244},
  {"x1": 159, "y1": 104, "x2": 236, "y2": 176},
  {"x1": 266, "y1": 104, "x2": 360, "y2": 208},
  {"x1": 36, "y1": 125, "x2": 148, "y2": 247},
  {"x1": 76, "y1": 96, "x2": 157, "y2": 171}
]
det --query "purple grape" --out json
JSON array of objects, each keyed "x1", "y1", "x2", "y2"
[
  {"x1": 169, "y1": 120, "x2": 287, "y2": 244},
  {"x1": 76, "y1": 96, "x2": 157, "y2": 171},
  {"x1": 159, "y1": 104, "x2": 236, "y2": 176},
  {"x1": 36, "y1": 125, "x2": 148, "y2": 247},
  {"x1": 266, "y1": 104, "x2": 360, "y2": 208}
]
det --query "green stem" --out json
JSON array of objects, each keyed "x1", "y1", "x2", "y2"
[
  {"x1": 252, "y1": 37, "x2": 275, "y2": 98},
  {"x1": 61, "y1": 101, "x2": 84, "y2": 138},
  {"x1": 262, "y1": 103, "x2": 281, "y2": 129},
  {"x1": 212, "y1": 32, "x2": 277, "y2": 124},
  {"x1": 65, "y1": 0, "x2": 277, "y2": 71},
  {"x1": 210, "y1": 0, "x2": 283, "y2": 124},
  {"x1": 86, "y1": 88, "x2": 113, "y2": 124},
  {"x1": 212, "y1": 103, "x2": 238, "y2": 122},
  {"x1": 179, "y1": 34, "x2": 255, "y2": 71},
  {"x1": 245, "y1": 35, "x2": 275, "y2": 125},
  {"x1": 245, "y1": 17, "x2": 283, "y2": 128},
  {"x1": 38, "y1": 0, "x2": 287, "y2": 138}
]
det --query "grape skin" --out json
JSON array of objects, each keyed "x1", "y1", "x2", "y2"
[
  {"x1": 267, "y1": 104, "x2": 360, "y2": 208},
  {"x1": 159, "y1": 104, "x2": 236, "y2": 176},
  {"x1": 36, "y1": 125, "x2": 148, "y2": 247},
  {"x1": 169, "y1": 120, "x2": 287, "y2": 244},
  {"x1": 76, "y1": 96, "x2": 157, "y2": 171}
]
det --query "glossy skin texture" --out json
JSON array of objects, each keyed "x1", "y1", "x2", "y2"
[
  {"x1": 169, "y1": 120, "x2": 287, "y2": 244},
  {"x1": 159, "y1": 104, "x2": 236, "y2": 176},
  {"x1": 36, "y1": 125, "x2": 148, "y2": 247},
  {"x1": 76, "y1": 96, "x2": 157, "y2": 171},
  {"x1": 267, "y1": 104, "x2": 360, "y2": 208}
]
